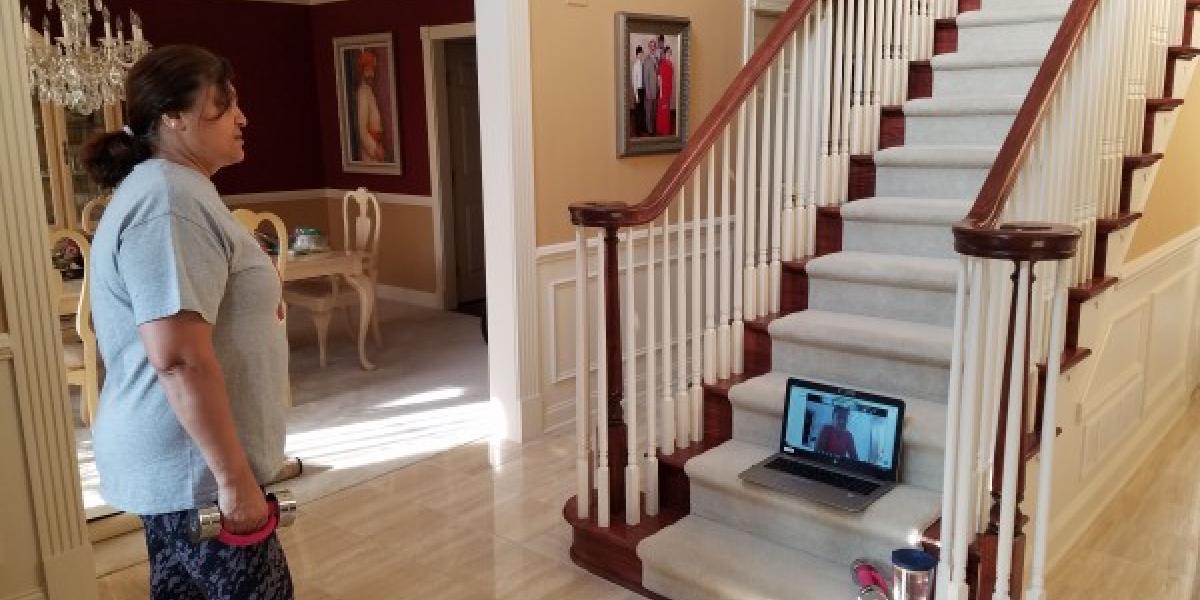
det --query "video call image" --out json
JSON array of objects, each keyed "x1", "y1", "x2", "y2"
[{"x1": 783, "y1": 388, "x2": 899, "y2": 470}]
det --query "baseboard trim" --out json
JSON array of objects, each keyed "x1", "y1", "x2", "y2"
[
  {"x1": 376, "y1": 284, "x2": 440, "y2": 309},
  {"x1": 1047, "y1": 387, "x2": 1195, "y2": 570},
  {"x1": 2, "y1": 590, "x2": 47, "y2": 600}
]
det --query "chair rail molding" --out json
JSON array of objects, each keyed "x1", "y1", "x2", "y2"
[
  {"x1": 475, "y1": 0, "x2": 542, "y2": 440},
  {"x1": 0, "y1": 1, "x2": 96, "y2": 598}
]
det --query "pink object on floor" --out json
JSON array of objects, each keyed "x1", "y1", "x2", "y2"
[{"x1": 852, "y1": 559, "x2": 891, "y2": 598}]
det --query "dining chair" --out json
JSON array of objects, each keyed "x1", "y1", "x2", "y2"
[
  {"x1": 283, "y1": 187, "x2": 382, "y2": 368},
  {"x1": 48, "y1": 228, "x2": 98, "y2": 426},
  {"x1": 80, "y1": 193, "x2": 110, "y2": 235},
  {"x1": 231, "y1": 208, "x2": 293, "y2": 407}
]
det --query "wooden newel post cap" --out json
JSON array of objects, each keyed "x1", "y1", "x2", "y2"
[
  {"x1": 569, "y1": 201, "x2": 632, "y2": 228},
  {"x1": 952, "y1": 221, "x2": 1081, "y2": 261}
]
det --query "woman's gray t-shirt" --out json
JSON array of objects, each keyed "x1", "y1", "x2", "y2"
[{"x1": 90, "y1": 158, "x2": 288, "y2": 515}]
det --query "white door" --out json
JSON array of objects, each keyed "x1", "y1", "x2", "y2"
[{"x1": 445, "y1": 40, "x2": 486, "y2": 306}]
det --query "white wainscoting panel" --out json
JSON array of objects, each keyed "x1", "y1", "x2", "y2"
[{"x1": 1047, "y1": 230, "x2": 1200, "y2": 569}]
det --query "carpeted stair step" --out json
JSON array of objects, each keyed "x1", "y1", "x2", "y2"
[
  {"x1": 956, "y1": 5, "x2": 1068, "y2": 55},
  {"x1": 932, "y1": 49, "x2": 1046, "y2": 97},
  {"x1": 982, "y1": 0, "x2": 1070, "y2": 11},
  {"x1": 904, "y1": 95, "x2": 1024, "y2": 146},
  {"x1": 840, "y1": 197, "x2": 972, "y2": 259},
  {"x1": 769, "y1": 310, "x2": 953, "y2": 403},
  {"x1": 874, "y1": 145, "x2": 999, "y2": 199},
  {"x1": 638, "y1": 515, "x2": 848, "y2": 600},
  {"x1": 727, "y1": 372, "x2": 947, "y2": 491},
  {"x1": 685, "y1": 440, "x2": 941, "y2": 567},
  {"x1": 806, "y1": 252, "x2": 959, "y2": 327}
]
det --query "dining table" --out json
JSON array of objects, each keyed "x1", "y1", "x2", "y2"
[
  {"x1": 284, "y1": 250, "x2": 377, "y2": 371},
  {"x1": 55, "y1": 251, "x2": 378, "y2": 371}
]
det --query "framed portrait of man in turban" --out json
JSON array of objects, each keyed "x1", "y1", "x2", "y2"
[{"x1": 334, "y1": 33, "x2": 403, "y2": 175}]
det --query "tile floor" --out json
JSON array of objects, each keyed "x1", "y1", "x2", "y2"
[{"x1": 94, "y1": 371, "x2": 1200, "y2": 599}]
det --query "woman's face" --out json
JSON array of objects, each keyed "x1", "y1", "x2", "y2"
[{"x1": 172, "y1": 83, "x2": 248, "y2": 173}]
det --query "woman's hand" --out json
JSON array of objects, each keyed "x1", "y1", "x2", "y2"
[{"x1": 218, "y1": 478, "x2": 270, "y2": 535}]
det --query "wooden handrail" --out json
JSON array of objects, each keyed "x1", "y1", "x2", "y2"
[
  {"x1": 569, "y1": 0, "x2": 821, "y2": 229},
  {"x1": 953, "y1": 0, "x2": 1098, "y2": 259}
]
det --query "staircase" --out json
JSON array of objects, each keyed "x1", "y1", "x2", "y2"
[
  {"x1": 565, "y1": 0, "x2": 1197, "y2": 598},
  {"x1": 639, "y1": 2, "x2": 1064, "y2": 598}
]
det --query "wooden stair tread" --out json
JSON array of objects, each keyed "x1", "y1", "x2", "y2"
[
  {"x1": 1097, "y1": 212, "x2": 1143, "y2": 234},
  {"x1": 1169, "y1": 45, "x2": 1200, "y2": 59},
  {"x1": 1147, "y1": 97, "x2": 1186, "y2": 111},
  {"x1": 1125, "y1": 153, "x2": 1164, "y2": 169},
  {"x1": 1069, "y1": 276, "x2": 1118, "y2": 303}
]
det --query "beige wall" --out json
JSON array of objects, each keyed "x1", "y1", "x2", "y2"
[
  {"x1": 1128, "y1": 71, "x2": 1200, "y2": 260},
  {"x1": 234, "y1": 197, "x2": 438, "y2": 294},
  {"x1": 530, "y1": 0, "x2": 745, "y2": 247},
  {"x1": 374, "y1": 204, "x2": 437, "y2": 292}
]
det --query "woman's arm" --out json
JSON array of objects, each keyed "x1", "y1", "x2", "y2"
[{"x1": 139, "y1": 311, "x2": 268, "y2": 534}]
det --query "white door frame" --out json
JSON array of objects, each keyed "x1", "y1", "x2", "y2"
[
  {"x1": 422, "y1": 22, "x2": 476, "y2": 311},
  {"x1": 474, "y1": 0, "x2": 543, "y2": 441}
]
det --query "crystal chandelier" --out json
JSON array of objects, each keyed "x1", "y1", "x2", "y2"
[{"x1": 22, "y1": 0, "x2": 151, "y2": 116}]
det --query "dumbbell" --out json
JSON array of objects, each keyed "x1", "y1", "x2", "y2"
[{"x1": 189, "y1": 489, "x2": 298, "y2": 546}]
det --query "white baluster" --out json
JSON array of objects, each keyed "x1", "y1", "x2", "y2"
[
  {"x1": 661, "y1": 205, "x2": 677, "y2": 455},
  {"x1": 624, "y1": 230, "x2": 641, "y2": 526},
  {"x1": 866, "y1": 0, "x2": 881, "y2": 152},
  {"x1": 851, "y1": 0, "x2": 867, "y2": 154},
  {"x1": 719, "y1": 128, "x2": 733, "y2": 381},
  {"x1": 676, "y1": 189, "x2": 691, "y2": 446},
  {"x1": 746, "y1": 87, "x2": 760, "y2": 321},
  {"x1": 992, "y1": 261, "x2": 1032, "y2": 600},
  {"x1": 574, "y1": 228, "x2": 591, "y2": 520},
  {"x1": 645, "y1": 219, "x2": 660, "y2": 517},
  {"x1": 705, "y1": 151, "x2": 718, "y2": 385},
  {"x1": 691, "y1": 169, "x2": 705, "y2": 443},
  {"x1": 759, "y1": 64, "x2": 774, "y2": 317},
  {"x1": 947, "y1": 258, "x2": 987, "y2": 600},
  {"x1": 733, "y1": 105, "x2": 748, "y2": 376},
  {"x1": 595, "y1": 231, "x2": 610, "y2": 529},
  {"x1": 770, "y1": 48, "x2": 786, "y2": 315},
  {"x1": 935, "y1": 256, "x2": 970, "y2": 599},
  {"x1": 783, "y1": 34, "x2": 799, "y2": 265},
  {"x1": 820, "y1": 0, "x2": 837, "y2": 208},
  {"x1": 838, "y1": 0, "x2": 854, "y2": 205}
]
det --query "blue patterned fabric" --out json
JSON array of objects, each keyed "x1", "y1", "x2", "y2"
[{"x1": 140, "y1": 510, "x2": 293, "y2": 600}]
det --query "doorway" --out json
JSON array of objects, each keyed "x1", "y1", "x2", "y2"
[
  {"x1": 425, "y1": 25, "x2": 486, "y2": 320},
  {"x1": 443, "y1": 39, "x2": 486, "y2": 317}
]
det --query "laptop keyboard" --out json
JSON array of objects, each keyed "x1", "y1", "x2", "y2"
[{"x1": 764, "y1": 458, "x2": 881, "y2": 496}]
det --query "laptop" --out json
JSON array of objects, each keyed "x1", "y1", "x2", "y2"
[{"x1": 739, "y1": 377, "x2": 905, "y2": 512}]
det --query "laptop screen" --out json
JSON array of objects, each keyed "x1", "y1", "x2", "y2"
[{"x1": 780, "y1": 378, "x2": 905, "y2": 481}]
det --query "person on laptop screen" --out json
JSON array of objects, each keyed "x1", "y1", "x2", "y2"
[{"x1": 815, "y1": 405, "x2": 859, "y2": 461}]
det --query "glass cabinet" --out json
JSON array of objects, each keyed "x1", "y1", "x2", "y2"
[{"x1": 31, "y1": 95, "x2": 123, "y2": 231}]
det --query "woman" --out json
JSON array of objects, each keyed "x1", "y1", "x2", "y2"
[
  {"x1": 656, "y1": 46, "x2": 675, "y2": 136},
  {"x1": 815, "y1": 406, "x2": 859, "y2": 461},
  {"x1": 83, "y1": 45, "x2": 292, "y2": 600}
]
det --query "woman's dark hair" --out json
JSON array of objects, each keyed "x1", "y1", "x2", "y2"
[{"x1": 83, "y1": 45, "x2": 234, "y2": 188}]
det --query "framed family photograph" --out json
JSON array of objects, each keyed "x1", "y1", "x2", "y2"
[
  {"x1": 616, "y1": 13, "x2": 691, "y2": 158},
  {"x1": 333, "y1": 33, "x2": 404, "y2": 175}
]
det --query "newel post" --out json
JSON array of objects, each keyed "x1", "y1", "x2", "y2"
[{"x1": 602, "y1": 226, "x2": 629, "y2": 517}]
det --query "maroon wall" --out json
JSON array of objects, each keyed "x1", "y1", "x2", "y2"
[
  {"x1": 27, "y1": 0, "x2": 323, "y2": 195},
  {"x1": 309, "y1": 0, "x2": 474, "y2": 196},
  {"x1": 25, "y1": 0, "x2": 472, "y2": 196}
]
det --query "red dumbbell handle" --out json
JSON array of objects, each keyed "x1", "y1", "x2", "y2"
[{"x1": 215, "y1": 498, "x2": 280, "y2": 547}]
